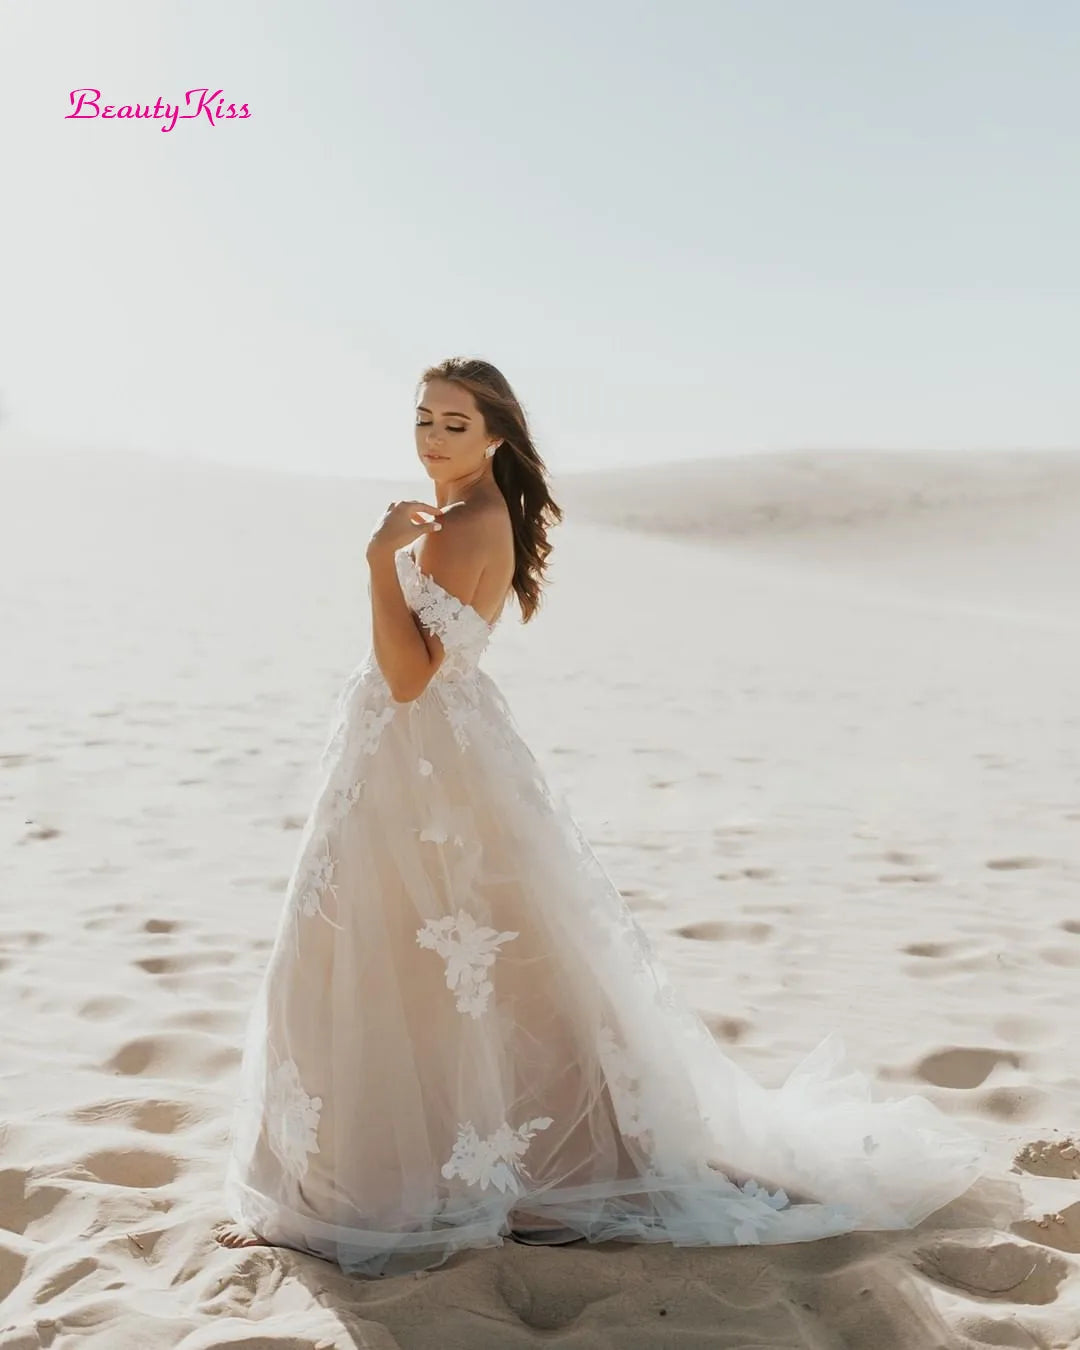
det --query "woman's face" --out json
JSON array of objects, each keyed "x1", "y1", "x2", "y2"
[{"x1": 414, "y1": 379, "x2": 491, "y2": 476}]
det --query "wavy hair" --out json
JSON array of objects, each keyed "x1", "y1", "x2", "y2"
[{"x1": 416, "y1": 357, "x2": 562, "y2": 624}]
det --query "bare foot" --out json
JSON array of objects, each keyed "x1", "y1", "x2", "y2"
[{"x1": 213, "y1": 1220, "x2": 272, "y2": 1249}]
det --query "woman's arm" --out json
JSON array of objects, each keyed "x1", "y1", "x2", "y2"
[
  {"x1": 367, "y1": 510, "x2": 492, "y2": 703},
  {"x1": 366, "y1": 546, "x2": 433, "y2": 703}
]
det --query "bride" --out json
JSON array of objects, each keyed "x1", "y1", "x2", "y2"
[{"x1": 214, "y1": 356, "x2": 991, "y2": 1277}]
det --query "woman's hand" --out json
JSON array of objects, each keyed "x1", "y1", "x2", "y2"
[{"x1": 365, "y1": 499, "x2": 461, "y2": 562}]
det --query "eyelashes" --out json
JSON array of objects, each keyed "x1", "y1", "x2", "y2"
[{"x1": 416, "y1": 421, "x2": 465, "y2": 433}]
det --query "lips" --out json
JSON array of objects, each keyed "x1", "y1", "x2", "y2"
[{"x1": 423, "y1": 453, "x2": 447, "y2": 460}]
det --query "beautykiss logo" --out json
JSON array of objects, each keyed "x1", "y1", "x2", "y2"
[{"x1": 64, "y1": 88, "x2": 251, "y2": 133}]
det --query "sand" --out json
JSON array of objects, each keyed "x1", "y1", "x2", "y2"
[{"x1": 1, "y1": 441, "x2": 1078, "y2": 1348}]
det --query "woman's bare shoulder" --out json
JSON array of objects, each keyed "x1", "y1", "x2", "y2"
[
  {"x1": 468, "y1": 496, "x2": 515, "y2": 615},
  {"x1": 476, "y1": 494, "x2": 514, "y2": 565}
]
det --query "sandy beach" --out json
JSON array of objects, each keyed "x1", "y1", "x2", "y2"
[{"x1": 1, "y1": 442, "x2": 1078, "y2": 1348}]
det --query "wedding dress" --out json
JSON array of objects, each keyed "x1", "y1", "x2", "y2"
[{"x1": 222, "y1": 542, "x2": 990, "y2": 1277}]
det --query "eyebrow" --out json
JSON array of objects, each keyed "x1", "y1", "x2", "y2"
[{"x1": 416, "y1": 405, "x2": 471, "y2": 420}]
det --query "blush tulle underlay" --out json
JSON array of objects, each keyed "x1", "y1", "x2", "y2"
[{"x1": 222, "y1": 546, "x2": 991, "y2": 1277}]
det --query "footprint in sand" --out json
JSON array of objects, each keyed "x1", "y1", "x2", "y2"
[
  {"x1": 914, "y1": 1046, "x2": 1023, "y2": 1089},
  {"x1": 713, "y1": 866, "x2": 776, "y2": 881},
  {"x1": 57, "y1": 1147, "x2": 179, "y2": 1189},
  {"x1": 975, "y1": 1084, "x2": 1050, "y2": 1122},
  {"x1": 1037, "y1": 945, "x2": 1080, "y2": 967},
  {"x1": 902, "y1": 940, "x2": 965, "y2": 959},
  {"x1": 0, "y1": 1168, "x2": 70, "y2": 1238},
  {"x1": 134, "y1": 950, "x2": 236, "y2": 976},
  {"x1": 675, "y1": 920, "x2": 773, "y2": 943},
  {"x1": 913, "y1": 1235, "x2": 1070, "y2": 1304},
  {"x1": 66, "y1": 1096, "x2": 193, "y2": 1134},
  {"x1": 142, "y1": 918, "x2": 181, "y2": 935},
  {"x1": 78, "y1": 995, "x2": 136, "y2": 1021},
  {"x1": 82, "y1": 903, "x2": 133, "y2": 933},
  {"x1": 101, "y1": 1031, "x2": 238, "y2": 1081},
  {"x1": 700, "y1": 1014, "x2": 752, "y2": 1043}
]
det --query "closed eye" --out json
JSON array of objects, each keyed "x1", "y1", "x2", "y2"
[{"x1": 416, "y1": 420, "x2": 465, "y2": 432}]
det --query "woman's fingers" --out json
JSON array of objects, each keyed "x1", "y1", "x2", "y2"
[{"x1": 404, "y1": 499, "x2": 467, "y2": 532}]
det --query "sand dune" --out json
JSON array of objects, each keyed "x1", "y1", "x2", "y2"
[
  {"x1": 2, "y1": 443, "x2": 1078, "y2": 1347},
  {"x1": 556, "y1": 446, "x2": 1080, "y2": 536}
]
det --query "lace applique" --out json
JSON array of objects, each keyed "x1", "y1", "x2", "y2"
[
  {"x1": 310, "y1": 657, "x2": 399, "y2": 832},
  {"x1": 416, "y1": 909, "x2": 519, "y2": 1017},
  {"x1": 318, "y1": 660, "x2": 388, "y2": 772},
  {"x1": 328, "y1": 778, "x2": 365, "y2": 826},
  {"x1": 296, "y1": 841, "x2": 336, "y2": 917},
  {"x1": 323, "y1": 701, "x2": 397, "y2": 826},
  {"x1": 431, "y1": 675, "x2": 485, "y2": 751},
  {"x1": 417, "y1": 799, "x2": 476, "y2": 850},
  {"x1": 289, "y1": 838, "x2": 346, "y2": 951},
  {"x1": 414, "y1": 580, "x2": 485, "y2": 642},
  {"x1": 419, "y1": 820, "x2": 451, "y2": 845},
  {"x1": 355, "y1": 703, "x2": 398, "y2": 753},
  {"x1": 441, "y1": 1115, "x2": 554, "y2": 1193},
  {"x1": 266, "y1": 1058, "x2": 323, "y2": 1180},
  {"x1": 417, "y1": 803, "x2": 474, "y2": 864},
  {"x1": 396, "y1": 548, "x2": 493, "y2": 680}
]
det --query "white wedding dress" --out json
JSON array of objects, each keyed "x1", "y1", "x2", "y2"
[{"x1": 222, "y1": 543, "x2": 990, "y2": 1277}]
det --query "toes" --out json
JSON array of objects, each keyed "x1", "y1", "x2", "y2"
[{"x1": 214, "y1": 1223, "x2": 257, "y2": 1247}]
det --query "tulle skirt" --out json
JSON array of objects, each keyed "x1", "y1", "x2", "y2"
[{"x1": 222, "y1": 657, "x2": 992, "y2": 1277}]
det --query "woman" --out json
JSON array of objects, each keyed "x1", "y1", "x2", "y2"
[{"x1": 214, "y1": 356, "x2": 990, "y2": 1277}]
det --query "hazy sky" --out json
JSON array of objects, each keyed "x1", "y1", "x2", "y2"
[{"x1": 0, "y1": 0, "x2": 1076, "y2": 476}]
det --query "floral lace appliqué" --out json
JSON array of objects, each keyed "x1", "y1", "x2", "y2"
[
  {"x1": 441, "y1": 1115, "x2": 554, "y2": 1194},
  {"x1": 416, "y1": 909, "x2": 519, "y2": 1017},
  {"x1": 319, "y1": 664, "x2": 396, "y2": 766},
  {"x1": 287, "y1": 836, "x2": 345, "y2": 955},
  {"x1": 324, "y1": 703, "x2": 397, "y2": 825},
  {"x1": 295, "y1": 838, "x2": 338, "y2": 919},
  {"x1": 419, "y1": 821, "x2": 452, "y2": 845},
  {"x1": 396, "y1": 547, "x2": 494, "y2": 681},
  {"x1": 266, "y1": 1058, "x2": 323, "y2": 1180}
]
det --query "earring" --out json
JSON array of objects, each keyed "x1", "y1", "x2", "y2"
[{"x1": 485, "y1": 441, "x2": 501, "y2": 458}]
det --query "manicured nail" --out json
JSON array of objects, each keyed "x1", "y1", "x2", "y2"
[{"x1": 433, "y1": 522, "x2": 442, "y2": 530}]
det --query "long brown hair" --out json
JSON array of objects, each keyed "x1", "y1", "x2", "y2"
[{"x1": 416, "y1": 357, "x2": 563, "y2": 624}]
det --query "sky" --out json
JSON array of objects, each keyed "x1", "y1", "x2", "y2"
[{"x1": 0, "y1": 0, "x2": 1076, "y2": 478}]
